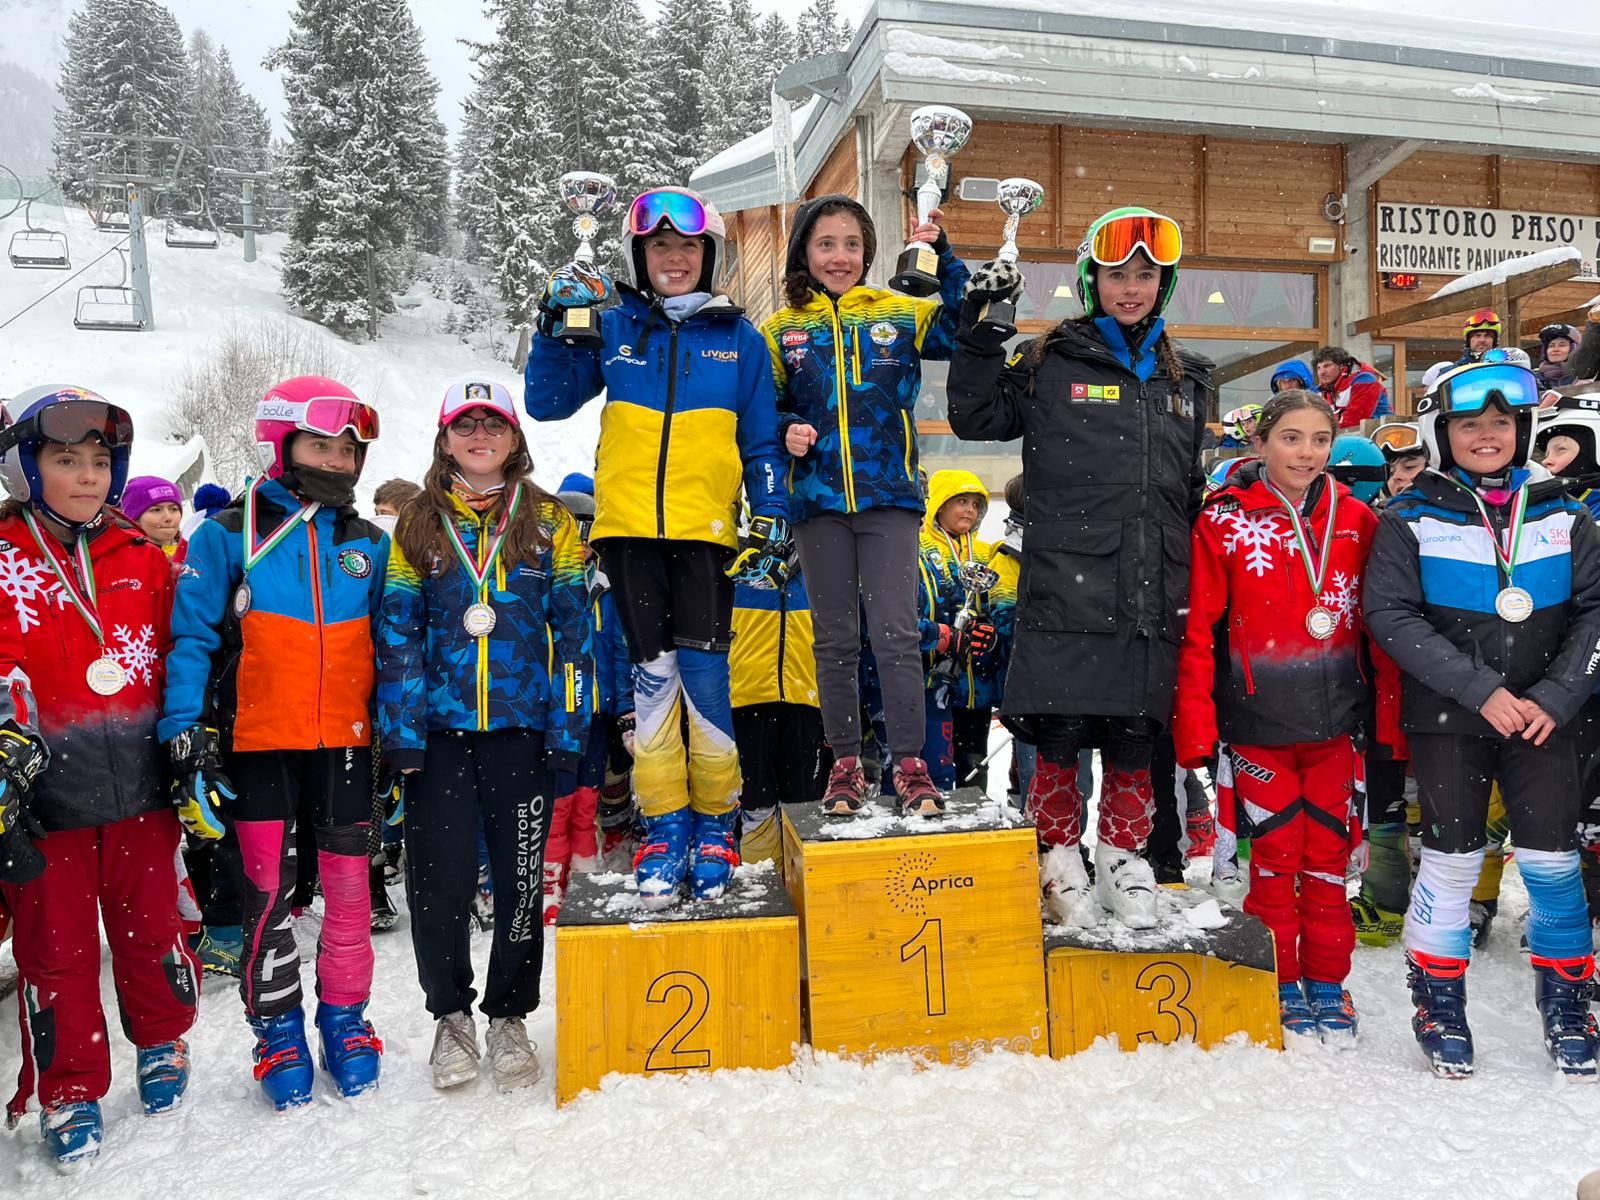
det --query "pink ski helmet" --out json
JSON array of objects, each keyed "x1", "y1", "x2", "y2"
[{"x1": 254, "y1": 376, "x2": 380, "y2": 480}]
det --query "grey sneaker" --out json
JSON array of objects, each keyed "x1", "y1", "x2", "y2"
[
  {"x1": 485, "y1": 1016, "x2": 542, "y2": 1093},
  {"x1": 430, "y1": 1012, "x2": 480, "y2": 1090}
]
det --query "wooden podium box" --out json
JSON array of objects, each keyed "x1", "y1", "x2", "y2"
[
  {"x1": 1044, "y1": 887, "x2": 1282, "y2": 1056},
  {"x1": 782, "y1": 788, "x2": 1047, "y2": 1065},
  {"x1": 554, "y1": 863, "x2": 801, "y2": 1105}
]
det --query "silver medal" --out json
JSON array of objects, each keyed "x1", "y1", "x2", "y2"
[
  {"x1": 1306, "y1": 606, "x2": 1337, "y2": 640},
  {"x1": 463, "y1": 602, "x2": 497, "y2": 637},
  {"x1": 233, "y1": 582, "x2": 252, "y2": 618},
  {"x1": 86, "y1": 655, "x2": 127, "y2": 696},
  {"x1": 1494, "y1": 586, "x2": 1534, "y2": 624}
]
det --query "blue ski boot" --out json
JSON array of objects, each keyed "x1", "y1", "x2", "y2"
[
  {"x1": 1278, "y1": 981, "x2": 1318, "y2": 1046},
  {"x1": 316, "y1": 1001, "x2": 383, "y2": 1098},
  {"x1": 1532, "y1": 955, "x2": 1599, "y2": 1079},
  {"x1": 689, "y1": 809, "x2": 741, "y2": 901},
  {"x1": 634, "y1": 807, "x2": 692, "y2": 911},
  {"x1": 41, "y1": 1101, "x2": 102, "y2": 1170},
  {"x1": 197, "y1": 924, "x2": 242, "y2": 977},
  {"x1": 247, "y1": 1008, "x2": 315, "y2": 1110},
  {"x1": 1406, "y1": 952, "x2": 1474, "y2": 1078},
  {"x1": 1303, "y1": 979, "x2": 1358, "y2": 1049},
  {"x1": 136, "y1": 1038, "x2": 190, "y2": 1115}
]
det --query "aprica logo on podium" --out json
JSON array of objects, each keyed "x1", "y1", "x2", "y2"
[{"x1": 884, "y1": 850, "x2": 975, "y2": 915}]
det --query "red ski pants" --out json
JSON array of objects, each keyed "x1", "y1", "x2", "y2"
[
  {"x1": 1231, "y1": 738, "x2": 1359, "y2": 984},
  {"x1": 3, "y1": 811, "x2": 199, "y2": 1115}
]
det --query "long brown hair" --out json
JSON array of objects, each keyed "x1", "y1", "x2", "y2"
[{"x1": 393, "y1": 424, "x2": 552, "y2": 576}]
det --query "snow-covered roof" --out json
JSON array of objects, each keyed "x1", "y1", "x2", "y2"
[
  {"x1": 1429, "y1": 246, "x2": 1583, "y2": 301},
  {"x1": 693, "y1": 99, "x2": 822, "y2": 183}
]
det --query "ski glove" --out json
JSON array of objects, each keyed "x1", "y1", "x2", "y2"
[
  {"x1": 963, "y1": 259, "x2": 1023, "y2": 307},
  {"x1": 380, "y1": 773, "x2": 406, "y2": 828},
  {"x1": 617, "y1": 711, "x2": 636, "y2": 757},
  {"x1": 937, "y1": 621, "x2": 997, "y2": 661},
  {"x1": 726, "y1": 515, "x2": 792, "y2": 589},
  {"x1": 0, "y1": 726, "x2": 46, "y2": 884},
  {"x1": 168, "y1": 724, "x2": 233, "y2": 842}
]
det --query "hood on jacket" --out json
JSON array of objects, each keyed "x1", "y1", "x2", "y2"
[
  {"x1": 1269, "y1": 359, "x2": 1315, "y2": 392},
  {"x1": 924, "y1": 468, "x2": 989, "y2": 539},
  {"x1": 784, "y1": 193, "x2": 878, "y2": 298}
]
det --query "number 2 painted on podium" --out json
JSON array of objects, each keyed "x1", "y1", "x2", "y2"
[
  {"x1": 1133, "y1": 960, "x2": 1197, "y2": 1044},
  {"x1": 645, "y1": 970, "x2": 712, "y2": 1071},
  {"x1": 900, "y1": 918, "x2": 948, "y2": 1017}
]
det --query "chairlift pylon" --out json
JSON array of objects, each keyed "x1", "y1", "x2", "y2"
[
  {"x1": 74, "y1": 246, "x2": 148, "y2": 332},
  {"x1": 9, "y1": 196, "x2": 71, "y2": 270}
]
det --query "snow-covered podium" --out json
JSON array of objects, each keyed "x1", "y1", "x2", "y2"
[
  {"x1": 553, "y1": 863, "x2": 801, "y2": 1106},
  {"x1": 1044, "y1": 888, "x2": 1283, "y2": 1056},
  {"x1": 782, "y1": 788, "x2": 1048, "y2": 1065}
]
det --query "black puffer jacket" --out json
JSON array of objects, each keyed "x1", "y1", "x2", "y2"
[{"x1": 946, "y1": 312, "x2": 1214, "y2": 726}]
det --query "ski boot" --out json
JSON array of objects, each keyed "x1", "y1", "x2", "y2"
[
  {"x1": 1278, "y1": 981, "x2": 1318, "y2": 1047},
  {"x1": 370, "y1": 863, "x2": 399, "y2": 932},
  {"x1": 1303, "y1": 979, "x2": 1359, "y2": 1049},
  {"x1": 542, "y1": 860, "x2": 566, "y2": 927},
  {"x1": 1040, "y1": 844, "x2": 1097, "y2": 928},
  {"x1": 1469, "y1": 898, "x2": 1497, "y2": 949},
  {"x1": 690, "y1": 809, "x2": 740, "y2": 901},
  {"x1": 1185, "y1": 810, "x2": 1217, "y2": 859},
  {"x1": 1406, "y1": 952, "x2": 1474, "y2": 1078},
  {"x1": 893, "y1": 756, "x2": 946, "y2": 817},
  {"x1": 41, "y1": 1101, "x2": 102, "y2": 1171},
  {"x1": 1350, "y1": 894, "x2": 1405, "y2": 948},
  {"x1": 247, "y1": 1007, "x2": 316, "y2": 1110},
  {"x1": 634, "y1": 807, "x2": 692, "y2": 910},
  {"x1": 196, "y1": 924, "x2": 242, "y2": 977},
  {"x1": 1532, "y1": 955, "x2": 1599, "y2": 1079},
  {"x1": 1094, "y1": 844, "x2": 1158, "y2": 929},
  {"x1": 820, "y1": 755, "x2": 870, "y2": 816},
  {"x1": 382, "y1": 842, "x2": 404, "y2": 886},
  {"x1": 315, "y1": 1001, "x2": 383, "y2": 1098},
  {"x1": 1149, "y1": 855, "x2": 1186, "y2": 886},
  {"x1": 136, "y1": 1038, "x2": 190, "y2": 1115}
]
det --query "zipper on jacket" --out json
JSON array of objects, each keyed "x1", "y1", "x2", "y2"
[
  {"x1": 851, "y1": 324, "x2": 862, "y2": 386},
  {"x1": 776, "y1": 584, "x2": 788, "y2": 703},
  {"x1": 656, "y1": 324, "x2": 682, "y2": 537},
  {"x1": 1234, "y1": 612, "x2": 1256, "y2": 695},
  {"x1": 829, "y1": 298, "x2": 858, "y2": 512},
  {"x1": 306, "y1": 520, "x2": 326, "y2": 747},
  {"x1": 1135, "y1": 380, "x2": 1152, "y2": 637}
]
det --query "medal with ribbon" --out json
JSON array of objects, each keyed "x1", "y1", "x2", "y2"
[
  {"x1": 21, "y1": 509, "x2": 127, "y2": 695},
  {"x1": 441, "y1": 482, "x2": 523, "y2": 637},
  {"x1": 1263, "y1": 476, "x2": 1341, "y2": 640},
  {"x1": 1453, "y1": 479, "x2": 1533, "y2": 623},
  {"x1": 237, "y1": 479, "x2": 319, "y2": 616}
]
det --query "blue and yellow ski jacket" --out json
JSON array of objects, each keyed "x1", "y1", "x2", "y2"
[
  {"x1": 918, "y1": 469, "x2": 1014, "y2": 708},
  {"x1": 524, "y1": 289, "x2": 787, "y2": 550},
  {"x1": 761, "y1": 247, "x2": 969, "y2": 521},
  {"x1": 375, "y1": 495, "x2": 592, "y2": 774},
  {"x1": 730, "y1": 572, "x2": 819, "y2": 710},
  {"x1": 591, "y1": 582, "x2": 633, "y2": 717}
]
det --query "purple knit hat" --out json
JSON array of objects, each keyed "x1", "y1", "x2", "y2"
[{"x1": 121, "y1": 475, "x2": 182, "y2": 521}]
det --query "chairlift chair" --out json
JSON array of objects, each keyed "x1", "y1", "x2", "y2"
[
  {"x1": 74, "y1": 247, "x2": 148, "y2": 332},
  {"x1": 163, "y1": 185, "x2": 219, "y2": 249},
  {"x1": 8, "y1": 198, "x2": 71, "y2": 270},
  {"x1": 95, "y1": 204, "x2": 130, "y2": 233}
]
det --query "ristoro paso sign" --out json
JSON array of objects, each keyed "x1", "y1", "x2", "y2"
[{"x1": 1376, "y1": 202, "x2": 1600, "y2": 282}]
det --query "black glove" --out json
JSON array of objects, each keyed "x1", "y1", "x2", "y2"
[
  {"x1": 964, "y1": 259, "x2": 1023, "y2": 308},
  {"x1": 0, "y1": 726, "x2": 46, "y2": 884},
  {"x1": 939, "y1": 621, "x2": 997, "y2": 661},
  {"x1": 167, "y1": 724, "x2": 233, "y2": 841},
  {"x1": 726, "y1": 515, "x2": 793, "y2": 589},
  {"x1": 617, "y1": 711, "x2": 636, "y2": 757}
]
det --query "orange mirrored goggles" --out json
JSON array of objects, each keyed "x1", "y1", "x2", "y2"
[
  {"x1": 1089, "y1": 212, "x2": 1183, "y2": 268},
  {"x1": 1373, "y1": 423, "x2": 1423, "y2": 453}
]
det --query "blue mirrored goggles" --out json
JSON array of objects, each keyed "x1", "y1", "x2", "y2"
[{"x1": 1433, "y1": 364, "x2": 1541, "y2": 416}]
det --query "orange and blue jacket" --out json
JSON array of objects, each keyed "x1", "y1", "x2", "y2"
[{"x1": 160, "y1": 477, "x2": 388, "y2": 752}]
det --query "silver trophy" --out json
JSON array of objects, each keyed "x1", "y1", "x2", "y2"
[
  {"x1": 553, "y1": 170, "x2": 619, "y2": 347},
  {"x1": 889, "y1": 105, "x2": 973, "y2": 297},
  {"x1": 973, "y1": 178, "x2": 1045, "y2": 338}
]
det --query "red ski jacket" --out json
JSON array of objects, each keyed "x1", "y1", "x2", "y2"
[
  {"x1": 0, "y1": 512, "x2": 174, "y2": 831},
  {"x1": 1174, "y1": 462, "x2": 1390, "y2": 767}
]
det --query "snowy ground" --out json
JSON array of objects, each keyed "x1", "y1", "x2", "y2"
[{"x1": 4, "y1": 735, "x2": 1600, "y2": 1198}]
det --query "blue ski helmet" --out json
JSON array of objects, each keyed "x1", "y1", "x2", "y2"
[
  {"x1": 1327, "y1": 435, "x2": 1386, "y2": 505},
  {"x1": 0, "y1": 385, "x2": 134, "y2": 515}
]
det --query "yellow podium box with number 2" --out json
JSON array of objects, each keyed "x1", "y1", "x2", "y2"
[
  {"x1": 554, "y1": 864, "x2": 801, "y2": 1105},
  {"x1": 782, "y1": 789, "x2": 1047, "y2": 1064}
]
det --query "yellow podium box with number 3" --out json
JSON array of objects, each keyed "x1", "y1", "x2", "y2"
[
  {"x1": 554, "y1": 864, "x2": 801, "y2": 1105},
  {"x1": 782, "y1": 789, "x2": 1048, "y2": 1065}
]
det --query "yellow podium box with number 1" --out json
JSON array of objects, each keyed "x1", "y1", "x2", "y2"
[
  {"x1": 554, "y1": 863, "x2": 801, "y2": 1106},
  {"x1": 782, "y1": 789, "x2": 1047, "y2": 1064}
]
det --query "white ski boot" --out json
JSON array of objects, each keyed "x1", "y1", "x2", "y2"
[
  {"x1": 1040, "y1": 845, "x2": 1097, "y2": 928},
  {"x1": 1095, "y1": 844, "x2": 1159, "y2": 929}
]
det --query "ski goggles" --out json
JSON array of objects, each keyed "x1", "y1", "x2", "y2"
[
  {"x1": 628, "y1": 190, "x2": 709, "y2": 238},
  {"x1": 1330, "y1": 460, "x2": 1387, "y2": 485},
  {"x1": 1429, "y1": 363, "x2": 1540, "y2": 416},
  {"x1": 260, "y1": 396, "x2": 381, "y2": 442},
  {"x1": 1086, "y1": 212, "x2": 1183, "y2": 268},
  {"x1": 1373, "y1": 423, "x2": 1423, "y2": 454},
  {"x1": 0, "y1": 397, "x2": 134, "y2": 452}
]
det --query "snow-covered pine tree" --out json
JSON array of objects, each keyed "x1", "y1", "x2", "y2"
[
  {"x1": 208, "y1": 47, "x2": 275, "y2": 230},
  {"x1": 383, "y1": 0, "x2": 452, "y2": 253},
  {"x1": 700, "y1": 0, "x2": 774, "y2": 161},
  {"x1": 795, "y1": 0, "x2": 852, "y2": 61},
  {"x1": 757, "y1": 13, "x2": 797, "y2": 90},
  {"x1": 452, "y1": 99, "x2": 494, "y2": 263},
  {"x1": 649, "y1": 0, "x2": 719, "y2": 181}
]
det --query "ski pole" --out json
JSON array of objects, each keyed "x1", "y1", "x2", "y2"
[{"x1": 961, "y1": 730, "x2": 1014, "y2": 784}]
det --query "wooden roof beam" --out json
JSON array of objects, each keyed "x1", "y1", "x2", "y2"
[{"x1": 1347, "y1": 259, "x2": 1582, "y2": 337}]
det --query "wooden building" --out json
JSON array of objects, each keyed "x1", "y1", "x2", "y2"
[{"x1": 689, "y1": 1, "x2": 1600, "y2": 486}]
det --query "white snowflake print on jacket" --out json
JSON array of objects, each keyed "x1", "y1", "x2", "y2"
[
  {"x1": 109, "y1": 624, "x2": 159, "y2": 686},
  {"x1": 1210, "y1": 508, "x2": 1288, "y2": 577},
  {"x1": 1318, "y1": 571, "x2": 1359, "y2": 630},
  {"x1": 0, "y1": 542, "x2": 63, "y2": 633}
]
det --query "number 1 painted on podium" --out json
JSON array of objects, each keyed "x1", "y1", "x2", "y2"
[{"x1": 900, "y1": 918, "x2": 948, "y2": 1017}]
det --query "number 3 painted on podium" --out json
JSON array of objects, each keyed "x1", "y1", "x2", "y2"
[
  {"x1": 1134, "y1": 960, "x2": 1198, "y2": 1044},
  {"x1": 645, "y1": 970, "x2": 713, "y2": 1071}
]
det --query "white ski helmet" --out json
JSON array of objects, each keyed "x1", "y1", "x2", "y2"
[
  {"x1": 622, "y1": 187, "x2": 728, "y2": 295},
  {"x1": 1416, "y1": 360, "x2": 1541, "y2": 472}
]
